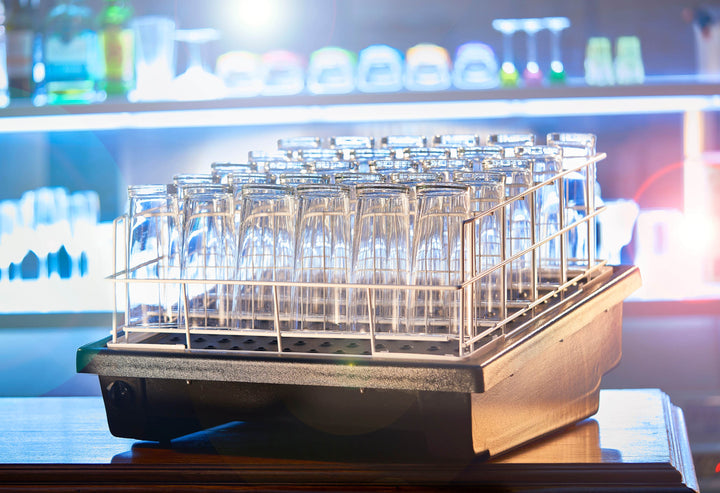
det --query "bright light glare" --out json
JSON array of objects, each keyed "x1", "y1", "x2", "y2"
[
  {"x1": 681, "y1": 212, "x2": 717, "y2": 255},
  {"x1": 232, "y1": 0, "x2": 281, "y2": 36}
]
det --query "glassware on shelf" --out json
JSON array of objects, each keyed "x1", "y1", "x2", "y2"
[
  {"x1": 0, "y1": 200, "x2": 21, "y2": 280},
  {"x1": 492, "y1": 18, "x2": 521, "y2": 87},
  {"x1": 38, "y1": 0, "x2": 104, "y2": 105},
  {"x1": 452, "y1": 42, "x2": 499, "y2": 90},
  {"x1": 404, "y1": 43, "x2": 452, "y2": 92},
  {"x1": 294, "y1": 184, "x2": 351, "y2": 331},
  {"x1": 351, "y1": 184, "x2": 411, "y2": 334},
  {"x1": 520, "y1": 18, "x2": 544, "y2": 86},
  {"x1": 544, "y1": 17, "x2": 570, "y2": 84},
  {"x1": 5, "y1": 0, "x2": 41, "y2": 100},
  {"x1": 356, "y1": 44, "x2": 403, "y2": 93},
  {"x1": 307, "y1": 46, "x2": 356, "y2": 95},
  {"x1": 584, "y1": 37, "x2": 615, "y2": 86},
  {"x1": 171, "y1": 28, "x2": 226, "y2": 101},
  {"x1": 0, "y1": 0, "x2": 8, "y2": 108},
  {"x1": 129, "y1": 15, "x2": 175, "y2": 102},
  {"x1": 215, "y1": 50, "x2": 263, "y2": 97},
  {"x1": 457, "y1": 145, "x2": 504, "y2": 170},
  {"x1": 278, "y1": 136, "x2": 322, "y2": 155},
  {"x1": 260, "y1": 49, "x2": 304, "y2": 96},
  {"x1": 614, "y1": 36, "x2": 645, "y2": 85},
  {"x1": 97, "y1": 0, "x2": 134, "y2": 97},
  {"x1": 421, "y1": 158, "x2": 472, "y2": 181}
]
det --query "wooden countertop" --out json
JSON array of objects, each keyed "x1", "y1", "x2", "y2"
[{"x1": 0, "y1": 389, "x2": 698, "y2": 491}]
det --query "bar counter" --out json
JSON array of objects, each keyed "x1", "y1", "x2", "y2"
[{"x1": 0, "y1": 389, "x2": 698, "y2": 491}]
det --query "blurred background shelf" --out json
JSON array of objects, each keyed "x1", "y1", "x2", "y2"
[{"x1": 1, "y1": 78, "x2": 719, "y2": 132}]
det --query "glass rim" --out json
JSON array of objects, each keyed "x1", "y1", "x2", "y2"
[
  {"x1": 127, "y1": 184, "x2": 176, "y2": 196},
  {"x1": 355, "y1": 183, "x2": 410, "y2": 194}
]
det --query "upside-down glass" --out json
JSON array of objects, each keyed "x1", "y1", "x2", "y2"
[
  {"x1": 457, "y1": 145, "x2": 504, "y2": 171},
  {"x1": 127, "y1": 184, "x2": 180, "y2": 327},
  {"x1": 211, "y1": 162, "x2": 258, "y2": 184},
  {"x1": 387, "y1": 171, "x2": 443, "y2": 249},
  {"x1": 421, "y1": 158, "x2": 472, "y2": 181},
  {"x1": 483, "y1": 160, "x2": 535, "y2": 306},
  {"x1": 515, "y1": 145, "x2": 563, "y2": 288},
  {"x1": 352, "y1": 184, "x2": 411, "y2": 334},
  {"x1": 294, "y1": 185, "x2": 351, "y2": 331},
  {"x1": 410, "y1": 184, "x2": 470, "y2": 336},
  {"x1": 454, "y1": 172, "x2": 506, "y2": 336},
  {"x1": 179, "y1": 185, "x2": 235, "y2": 329},
  {"x1": 275, "y1": 173, "x2": 329, "y2": 186},
  {"x1": 357, "y1": 44, "x2": 404, "y2": 93},
  {"x1": 433, "y1": 134, "x2": 480, "y2": 158},
  {"x1": 546, "y1": 132, "x2": 597, "y2": 273},
  {"x1": 486, "y1": 133, "x2": 535, "y2": 156},
  {"x1": 403, "y1": 147, "x2": 448, "y2": 161},
  {"x1": 234, "y1": 185, "x2": 296, "y2": 331},
  {"x1": 370, "y1": 159, "x2": 418, "y2": 176}
]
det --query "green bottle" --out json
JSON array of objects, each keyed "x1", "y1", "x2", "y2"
[
  {"x1": 39, "y1": 0, "x2": 102, "y2": 105},
  {"x1": 98, "y1": 0, "x2": 133, "y2": 96}
]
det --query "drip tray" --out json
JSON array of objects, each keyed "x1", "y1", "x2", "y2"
[{"x1": 78, "y1": 265, "x2": 640, "y2": 459}]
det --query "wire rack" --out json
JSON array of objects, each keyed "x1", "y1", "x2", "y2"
[{"x1": 107, "y1": 153, "x2": 607, "y2": 361}]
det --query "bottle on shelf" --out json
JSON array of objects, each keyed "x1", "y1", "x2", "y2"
[
  {"x1": 97, "y1": 0, "x2": 134, "y2": 97},
  {"x1": 36, "y1": 0, "x2": 103, "y2": 105},
  {"x1": 5, "y1": 0, "x2": 39, "y2": 99},
  {"x1": 0, "y1": 0, "x2": 9, "y2": 107}
]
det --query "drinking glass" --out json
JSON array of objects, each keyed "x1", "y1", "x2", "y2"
[
  {"x1": 452, "y1": 42, "x2": 499, "y2": 90},
  {"x1": 211, "y1": 162, "x2": 258, "y2": 184},
  {"x1": 520, "y1": 18, "x2": 544, "y2": 86},
  {"x1": 433, "y1": 134, "x2": 480, "y2": 158},
  {"x1": 171, "y1": 28, "x2": 226, "y2": 101},
  {"x1": 405, "y1": 43, "x2": 452, "y2": 92},
  {"x1": 387, "y1": 171, "x2": 443, "y2": 248},
  {"x1": 126, "y1": 184, "x2": 180, "y2": 327},
  {"x1": 331, "y1": 136, "x2": 374, "y2": 162},
  {"x1": 403, "y1": 147, "x2": 449, "y2": 161},
  {"x1": 179, "y1": 185, "x2": 235, "y2": 329},
  {"x1": 454, "y1": 172, "x2": 506, "y2": 334},
  {"x1": 369, "y1": 159, "x2": 418, "y2": 176},
  {"x1": 457, "y1": 145, "x2": 504, "y2": 170},
  {"x1": 584, "y1": 37, "x2": 615, "y2": 86},
  {"x1": 544, "y1": 17, "x2": 571, "y2": 84},
  {"x1": 357, "y1": 44, "x2": 404, "y2": 93},
  {"x1": 260, "y1": 50, "x2": 305, "y2": 96},
  {"x1": 515, "y1": 146, "x2": 563, "y2": 288},
  {"x1": 492, "y1": 18, "x2": 521, "y2": 87},
  {"x1": 130, "y1": 16, "x2": 176, "y2": 102},
  {"x1": 278, "y1": 136, "x2": 322, "y2": 155},
  {"x1": 352, "y1": 184, "x2": 411, "y2": 334},
  {"x1": 234, "y1": 185, "x2": 296, "y2": 330},
  {"x1": 351, "y1": 148, "x2": 393, "y2": 171},
  {"x1": 482, "y1": 160, "x2": 535, "y2": 306},
  {"x1": 409, "y1": 184, "x2": 470, "y2": 336},
  {"x1": 307, "y1": 46, "x2": 356, "y2": 95},
  {"x1": 275, "y1": 173, "x2": 329, "y2": 187},
  {"x1": 421, "y1": 158, "x2": 472, "y2": 181},
  {"x1": 486, "y1": 133, "x2": 535, "y2": 156},
  {"x1": 546, "y1": 132, "x2": 598, "y2": 273},
  {"x1": 215, "y1": 50, "x2": 264, "y2": 97},
  {"x1": 615, "y1": 36, "x2": 645, "y2": 85},
  {"x1": 294, "y1": 185, "x2": 351, "y2": 331},
  {"x1": 381, "y1": 135, "x2": 427, "y2": 154}
]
